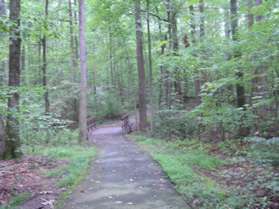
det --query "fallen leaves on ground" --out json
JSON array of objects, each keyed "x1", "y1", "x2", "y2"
[{"x1": 0, "y1": 156, "x2": 64, "y2": 208}]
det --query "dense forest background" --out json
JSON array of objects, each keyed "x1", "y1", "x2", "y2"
[{"x1": 1, "y1": 0, "x2": 278, "y2": 154}]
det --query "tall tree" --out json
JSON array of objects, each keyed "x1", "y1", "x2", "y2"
[
  {"x1": 224, "y1": 5, "x2": 231, "y2": 38},
  {"x1": 0, "y1": 0, "x2": 6, "y2": 86},
  {"x1": 146, "y1": 0, "x2": 154, "y2": 131},
  {"x1": 135, "y1": 0, "x2": 147, "y2": 131},
  {"x1": 4, "y1": 0, "x2": 21, "y2": 159},
  {"x1": 231, "y1": 0, "x2": 248, "y2": 137},
  {"x1": 146, "y1": 0, "x2": 152, "y2": 93},
  {"x1": 189, "y1": 4, "x2": 196, "y2": 43},
  {"x1": 42, "y1": 0, "x2": 49, "y2": 113},
  {"x1": 0, "y1": 0, "x2": 5, "y2": 157},
  {"x1": 68, "y1": 0, "x2": 78, "y2": 80},
  {"x1": 247, "y1": 0, "x2": 254, "y2": 28},
  {"x1": 78, "y1": 0, "x2": 88, "y2": 142},
  {"x1": 199, "y1": 0, "x2": 205, "y2": 38},
  {"x1": 255, "y1": 0, "x2": 263, "y2": 22},
  {"x1": 0, "y1": 0, "x2": 5, "y2": 16}
]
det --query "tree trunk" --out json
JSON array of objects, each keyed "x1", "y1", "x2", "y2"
[
  {"x1": 247, "y1": 0, "x2": 254, "y2": 29},
  {"x1": 74, "y1": 0, "x2": 79, "y2": 60},
  {"x1": 146, "y1": 0, "x2": 154, "y2": 131},
  {"x1": 5, "y1": 0, "x2": 21, "y2": 159},
  {"x1": 199, "y1": 0, "x2": 205, "y2": 38},
  {"x1": 189, "y1": 5, "x2": 196, "y2": 43},
  {"x1": 69, "y1": 0, "x2": 78, "y2": 81},
  {"x1": 42, "y1": 0, "x2": 49, "y2": 113},
  {"x1": 230, "y1": 0, "x2": 238, "y2": 42},
  {"x1": 0, "y1": 0, "x2": 6, "y2": 86},
  {"x1": 135, "y1": 0, "x2": 147, "y2": 131},
  {"x1": 0, "y1": 117, "x2": 5, "y2": 159},
  {"x1": 146, "y1": 0, "x2": 152, "y2": 94},
  {"x1": 109, "y1": 31, "x2": 114, "y2": 87},
  {"x1": 78, "y1": 0, "x2": 88, "y2": 142},
  {"x1": 231, "y1": 0, "x2": 249, "y2": 137},
  {"x1": 224, "y1": 6, "x2": 230, "y2": 39},
  {"x1": 0, "y1": 0, "x2": 6, "y2": 16},
  {"x1": 255, "y1": 0, "x2": 263, "y2": 22}
]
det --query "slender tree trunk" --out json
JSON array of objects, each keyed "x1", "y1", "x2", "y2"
[
  {"x1": 146, "y1": 0, "x2": 152, "y2": 93},
  {"x1": 109, "y1": 31, "x2": 114, "y2": 87},
  {"x1": 92, "y1": 60, "x2": 97, "y2": 96},
  {"x1": 135, "y1": 0, "x2": 147, "y2": 131},
  {"x1": 157, "y1": 8, "x2": 167, "y2": 107},
  {"x1": 224, "y1": 6, "x2": 231, "y2": 39},
  {"x1": 255, "y1": 0, "x2": 263, "y2": 22},
  {"x1": 247, "y1": 0, "x2": 254, "y2": 29},
  {"x1": 199, "y1": 0, "x2": 205, "y2": 38},
  {"x1": 21, "y1": 44, "x2": 25, "y2": 84},
  {"x1": 69, "y1": 0, "x2": 78, "y2": 81},
  {"x1": 0, "y1": 0, "x2": 6, "y2": 86},
  {"x1": 5, "y1": 0, "x2": 21, "y2": 159},
  {"x1": 78, "y1": 0, "x2": 88, "y2": 142},
  {"x1": 42, "y1": 0, "x2": 49, "y2": 113},
  {"x1": 0, "y1": 0, "x2": 5, "y2": 16},
  {"x1": 74, "y1": 0, "x2": 79, "y2": 60},
  {"x1": 189, "y1": 5, "x2": 196, "y2": 43},
  {"x1": 146, "y1": 0, "x2": 154, "y2": 131},
  {"x1": 126, "y1": 54, "x2": 133, "y2": 99},
  {"x1": 231, "y1": 0, "x2": 248, "y2": 137},
  {"x1": 0, "y1": 0, "x2": 5, "y2": 154},
  {"x1": 165, "y1": 0, "x2": 172, "y2": 50},
  {"x1": 230, "y1": 0, "x2": 238, "y2": 42},
  {"x1": 0, "y1": 116, "x2": 4, "y2": 159}
]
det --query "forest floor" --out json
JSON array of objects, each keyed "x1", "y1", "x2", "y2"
[
  {"x1": 131, "y1": 135, "x2": 279, "y2": 209},
  {"x1": 0, "y1": 146, "x2": 96, "y2": 209},
  {"x1": 64, "y1": 124, "x2": 187, "y2": 209}
]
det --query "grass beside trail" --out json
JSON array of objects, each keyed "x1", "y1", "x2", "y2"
[
  {"x1": 131, "y1": 135, "x2": 279, "y2": 208},
  {"x1": 0, "y1": 145, "x2": 96, "y2": 209},
  {"x1": 29, "y1": 145, "x2": 97, "y2": 208},
  {"x1": 131, "y1": 135, "x2": 228, "y2": 208}
]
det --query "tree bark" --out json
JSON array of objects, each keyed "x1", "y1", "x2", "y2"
[
  {"x1": 69, "y1": 0, "x2": 78, "y2": 81},
  {"x1": 0, "y1": 0, "x2": 6, "y2": 86},
  {"x1": 255, "y1": 0, "x2": 263, "y2": 22},
  {"x1": 135, "y1": 0, "x2": 147, "y2": 131},
  {"x1": 0, "y1": 0, "x2": 6, "y2": 16},
  {"x1": 231, "y1": 0, "x2": 249, "y2": 137},
  {"x1": 224, "y1": 6, "x2": 230, "y2": 39},
  {"x1": 78, "y1": 0, "x2": 88, "y2": 142},
  {"x1": 74, "y1": 0, "x2": 79, "y2": 60},
  {"x1": 230, "y1": 0, "x2": 238, "y2": 42},
  {"x1": 5, "y1": 0, "x2": 21, "y2": 159},
  {"x1": 42, "y1": 0, "x2": 49, "y2": 113},
  {"x1": 199, "y1": 0, "x2": 205, "y2": 38},
  {"x1": 146, "y1": 0, "x2": 154, "y2": 131},
  {"x1": 146, "y1": 0, "x2": 152, "y2": 93},
  {"x1": 189, "y1": 5, "x2": 196, "y2": 43},
  {"x1": 247, "y1": 0, "x2": 254, "y2": 29}
]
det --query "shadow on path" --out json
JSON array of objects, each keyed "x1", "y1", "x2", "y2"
[{"x1": 64, "y1": 125, "x2": 188, "y2": 209}]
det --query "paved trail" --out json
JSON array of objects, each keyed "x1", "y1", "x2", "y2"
[{"x1": 64, "y1": 125, "x2": 188, "y2": 209}]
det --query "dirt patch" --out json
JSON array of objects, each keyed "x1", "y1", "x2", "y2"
[{"x1": 0, "y1": 156, "x2": 65, "y2": 209}]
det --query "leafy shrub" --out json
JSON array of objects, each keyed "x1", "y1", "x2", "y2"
[
  {"x1": 153, "y1": 110, "x2": 199, "y2": 139},
  {"x1": 246, "y1": 136, "x2": 279, "y2": 166}
]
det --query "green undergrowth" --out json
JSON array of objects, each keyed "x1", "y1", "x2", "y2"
[
  {"x1": 0, "y1": 193, "x2": 31, "y2": 209},
  {"x1": 130, "y1": 135, "x2": 245, "y2": 209},
  {"x1": 132, "y1": 136, "x2": 229, "y2": 208},
  {"x1": 25, "y1": 145, "x2": 96, "y2": 209}
]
